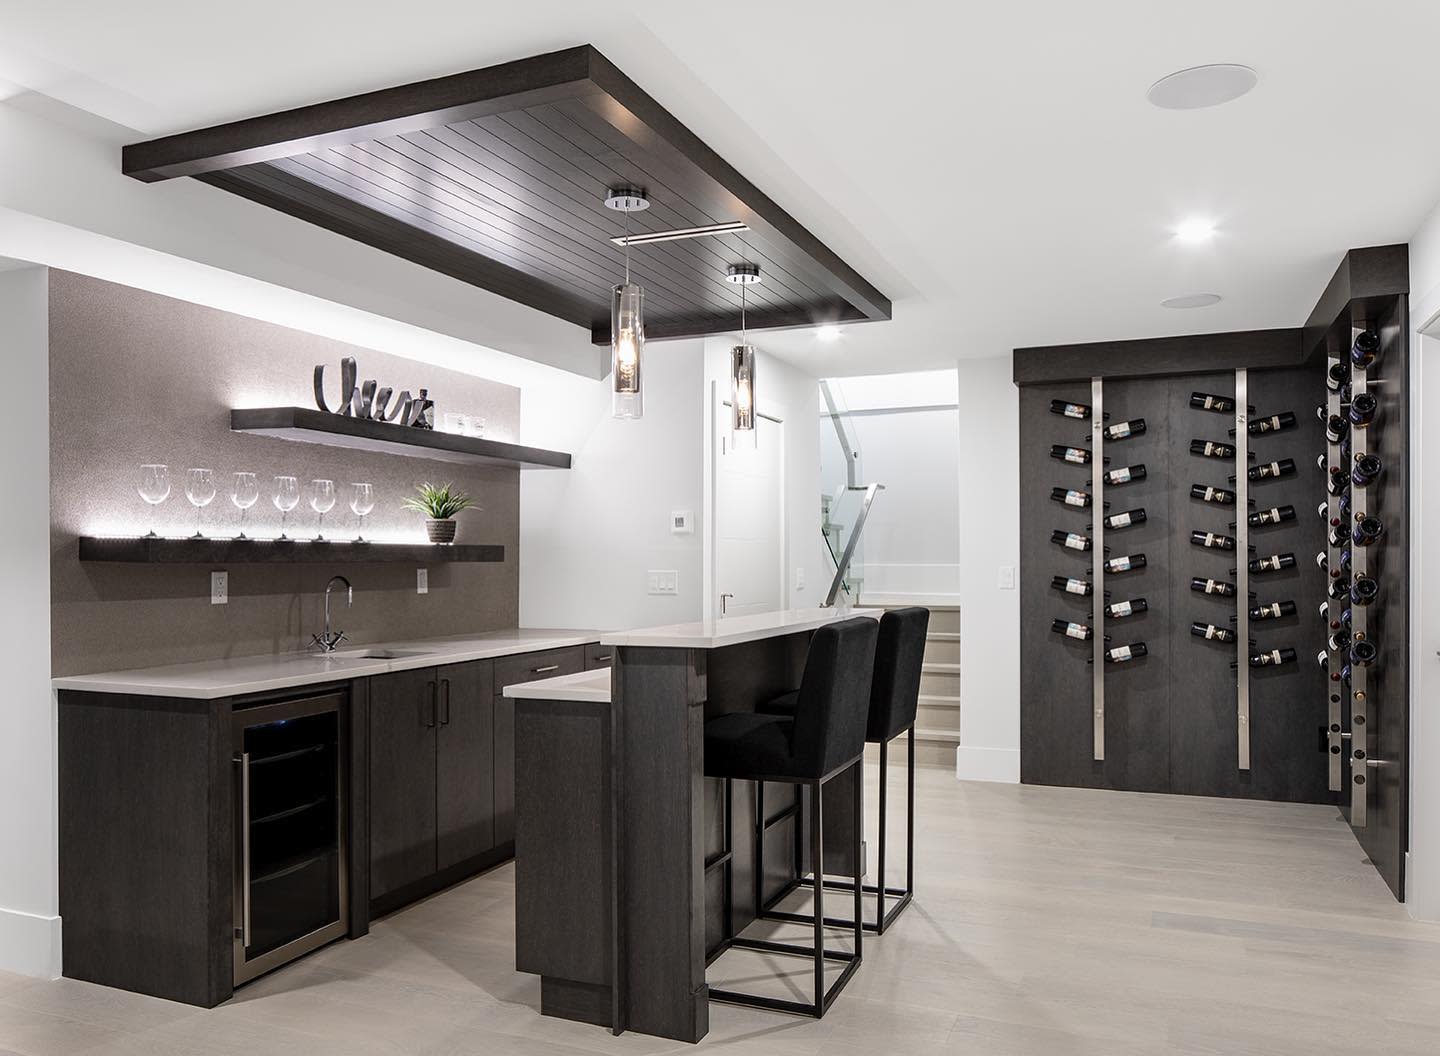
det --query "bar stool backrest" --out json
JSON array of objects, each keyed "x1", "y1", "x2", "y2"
[
  {"x1": 790, "y1": 617, "x2": 879, "y2": 779},
  {"x1": 867, "y1": 607, "x2": 931, "y2": 743}
]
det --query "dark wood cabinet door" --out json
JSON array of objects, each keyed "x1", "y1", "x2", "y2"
[
  {"x1": 368, "y1": 667, "x2": 438, "y2": 898},
  {"x1": 585, "y1": 643, "x2": 615, "y2": 670},
  {"x1": 492, "y1": 647, "x2": 586, "y2": 844},
  {"x1": 436, "y1": 660, "x2": 495, "y2": 870}
]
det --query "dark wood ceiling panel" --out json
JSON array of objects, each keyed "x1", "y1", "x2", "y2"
[{"x1": 123, "y1": 45, "x2": 889, "y2": 343}]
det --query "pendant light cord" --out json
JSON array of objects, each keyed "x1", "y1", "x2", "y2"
[
  {"x1": 740, "y1": 277, "x2": 747, "y2": 340},
  {"x1": 623, "y1": 206, "x2": 631, "y2": 285}
]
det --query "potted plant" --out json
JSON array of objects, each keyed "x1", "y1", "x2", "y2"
[{"x1": 402, "y1": 481, "x2": 476, "y2": 544}]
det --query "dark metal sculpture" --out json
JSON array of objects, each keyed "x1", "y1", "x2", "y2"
[{"x1": 314, "y1": 357, "x2": 434, "y2": 428}]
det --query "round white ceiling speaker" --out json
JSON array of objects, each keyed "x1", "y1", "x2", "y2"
[
  {"x1": 1161, "y1": 293, "x2": 1222, "y2": 309},
  {"x1": 1147, "y1": 65, "x2": 1257, "y2": 110}
]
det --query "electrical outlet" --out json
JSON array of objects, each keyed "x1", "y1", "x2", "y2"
[
  {"x1": 210, "y1": 571, "x2": 228, "y2": 605},
  {"x1": 795, "y1": 567, "x2": 806, "y2": 591},
  {"x1": 647, "y1": 570, "x2": 679, "y2": 595},
  {"x1": 417, "y1": 568, "x2": 429, "y2": 594},
  {"x1": 998, "y1": 565, "x2": 1016, "y2": 590}
]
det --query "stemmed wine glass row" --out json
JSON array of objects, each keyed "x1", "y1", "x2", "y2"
[{"x1": 136, "y1": 465, "x2": 375, "y2": 540}]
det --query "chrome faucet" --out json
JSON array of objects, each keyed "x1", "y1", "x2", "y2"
[{"x1": 311, "y1": 575, "x2": 352, "y2": 653}]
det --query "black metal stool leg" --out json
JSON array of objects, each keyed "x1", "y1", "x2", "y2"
[
  {"x1": 754, "y1": 779, "x2": 764, "y2": 918},
  {"x1": 877, "y1": 739, "x2": 888, "y2": 934},
  {"x1": 853, "y1": 755, "x2": 863, "y2": 958},
  {"x1": 810, "y1": 778, "x2": 824, "y2": 1016}
]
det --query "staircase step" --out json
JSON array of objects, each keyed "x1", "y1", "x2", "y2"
[{"x1": 923, "y1": 632, "x2": 960, "y2": 664}]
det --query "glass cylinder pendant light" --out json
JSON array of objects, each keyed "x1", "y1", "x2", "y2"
[
  {"x1": 606, "y1": 187, "x2": 650, "y2": 418},
  {"x1": 726, "y1": 263, "x2": 762, "y2": 449}
]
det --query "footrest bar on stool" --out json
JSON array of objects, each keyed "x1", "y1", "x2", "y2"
[
  {"x1": 709, "y1": 956, "x2": 863, "y2": 1019},
  {"x1": 768, "y1": 877, "x2": 914, "y2": 934},
  {"x1": 729, "y1": 936, "x2": 858, "y2": 962}
]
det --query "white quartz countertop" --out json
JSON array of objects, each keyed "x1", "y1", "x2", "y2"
[
  {"x1": 52, "y1": 629, "x2": 601, "y2": 700},
  {"x1": 502, "y1": 667, "x2": 612, "y2": 704},
  {"x1": 600, "y1": 607, "x2": 882, "y2": 650}
]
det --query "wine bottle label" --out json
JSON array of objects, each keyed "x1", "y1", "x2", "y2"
[
  {"x1": 1259, "y1": 507, "x2": 1281, "y2": 524},
  {"x1": 1264, "y1": 602, "x2": 1281, "y2": 618},
  {"x1": 1110, "y1": 512, "x2": 1131, "y2": 528},
  {"x1": 1063, "y1": 448, "x2": 1086, "y2": 463},
  {"x1": 1110, "y1": 467, "x2": 1131, "y2": 483},
  {"x1": 1061, "y1": 403, "x2": 1087, "y2": 418},
  {"x1": 1263, "y1": 461, "x2": 1280, "y2": 477},
  {"x1": 1063, "y1": 490, "x2": 1087, "y2": 507},
  {"x1": 1201, "y1": 579, "x2": 1226, "y2": 595},
  {"x1": 1110, "y1": 646, "x2": 1132, "y2": 661},
  {"x1": 1260, "y1": 556, "x2": 1279, "y2": 571},
  {"x1": 1109, "y1": 601, "x2": 1132, "y2": 617},
  {"x1": 1064, "y1": 533, "x2": 1087, "y2": 550},
  {"x1": 1063, "y1": 579, "x2": 1087, "y2": 595},
  {"x1": 1064, "y1": 624, "x2": 1087, "y2": 640},
  {"x1": 1265, "y1": 649, "x2": 1282, "y2": 665}
]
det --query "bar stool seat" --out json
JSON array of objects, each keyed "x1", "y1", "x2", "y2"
[{"x1": 704, "y1": 616, "x2": 878, "y2": 1020}]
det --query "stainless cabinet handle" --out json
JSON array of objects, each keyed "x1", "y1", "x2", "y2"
[
  {"x1": 426, "y1": 681, "x2": 437, "y2": 728},
  {"x1": 594, "y1": 655, "x2": 613, "y2": 663},
  {"x1": 440, "y1": 679, "x2": 451, "y2": 726},
  {"x1": 532, "y1": 665, "x2": 560, "y2": 675},
  {"x1": 235, "y1": 752, "x2": 252, "y2": 948}
]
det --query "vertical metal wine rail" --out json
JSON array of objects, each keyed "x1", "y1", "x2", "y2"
[
  {"x1": 1348, "y1": 322, "x2": 1369, "y2": 827},
  {"x1": 1325, "y1": 345, "x2": 1344, "y2": 792},
  {"x1": 1091, "y1": 376, "x2": 1105, "y2": 762},
  {"x1": 1235, "y1": 369, "x2": 1251, "y2": 771}
]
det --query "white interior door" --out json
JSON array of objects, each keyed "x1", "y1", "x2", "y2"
[{"x1": 715, "y1": 414, "x2": 785, "y2": 618}]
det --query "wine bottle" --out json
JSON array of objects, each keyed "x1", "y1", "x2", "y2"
[
  {"x1": 1106, "y1": 598, "x2": 1147, "y2": 619},
  {"x1": 1352, "y1": 453, "x2": 1382, "y2": 487},
  {"x1": 1051, "y1": 575, "x2": 1093, "y2": 596},
  {"x1": 1190, "y1": 438, "x2": 1236, "y2": 459},
  {"x1": 1315, "y1": 551, "x2": 1329, "y2": 572},
  {"x1": 1191, "y1": 483, "x2": 1236, "y2": 506},
  {"x1": 1336, "y1": 493, "x2": 1352, "y2": 520},
  {"x1": 1191, "y1": 391, "x2": 1236, "y2": 413},
  {"x1": 1051, "y1": 529, "x2": 1092, "y2": 552},
  {"x1": 1249, "y1": 552, "x2": 1296, "y2": 574},
  {"x1": 1340, "y1": 437, "x2": 1352, "y2": 462},
  {"x1": 1314, "y1": 453, "x2": 1328, "y2": 472},
  {"x1": 1190, "y1": 621, "x2": 1237, "y2": 644},
  {"x1": 1050, "y1": 486, "x2": 1093, "y2": 509},
  {"x1": 1104, "y1": 642, "x2": 1147, "y2": 663},
  {"x1": 1105, "y1": 464, "x2": 1146, "y2": 486},
  {"x1": 1350, "y1": 574, "x2": 1378, "y2": 606},
  {"x1": 1105, "y1": 418, "x2": 1146, "y2": 441},
  {"x1": 1351, "y1": 329, "x2": 1381, "y2": 368},
  {"x1": 1328, "y1": 629, "x2": 1352, "y2": 653},
  {"x1": 1190, "y1": 530, "x2": 1236, "y2": 551},
  {"x1": 1246, "y1": 458, "x2": 1296, "y2": 481},
  {"x1": 1191, "y1": 576, "x2": 1237, "y2": 597},
  {"x1": 1316, "y1": 648, "x2": 1331, "y2": 671},
  {"x1": 1104, "y1": 508, "x2": 1146, "y2": 531},
  {"x1": 1105, "y1": 554, "x2": 1145, "y2": 574},
  {"x1": 1350, "y1": 638, "x2": 1378, "y2": 667},
  {"x1": 1327, "y1": 467, "x2": 1349, "y2": 496},
  {"x1": 1349, "y1": 391, "x2": 1378, "y2": 428},
  {"x1": 1051, "y1": 618, "x2": 1106, "y2": 641},
  {"x1": 1250, "y1": 599, "x2": 1296, "y2": 621},
  {"x1": 1326, "y1": 361, "x2": 1350, "y2": 391},
  {"x1": 1353, "y1": 515, "x2": 1383, "y2": 546},
  {"x1": 1318, "y1": 600, "x2": 1329, "y2": 623},
  {"x1": 1248, "y1": 505, "x2": 1295, "y2": 528},
  {"x1": 1317, "y1": 500, "x2": 1330, "y2": 521},
  {"x1": 1050, "y1": 399, "x2": 1093, "y2": 420},
  {"x1": 1326, "y1": 414, "x2": 1349, "y2": 443},
  {"x1": 1246, "y1": 647, "x2": 1297, "y2": 668},
  {"x1": 1249, "y1": 411, "x2": 1297, "y2": 435},
  {"x1": 1328, "y1": 577, "x2": 1351, "y2": 600},
  {"x1": 1050, "y1": 444, "x2": 1092, "y2": 465}
]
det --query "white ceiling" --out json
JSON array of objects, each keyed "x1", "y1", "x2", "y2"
[{"x1": 2, "y1": 0, "x2": 1440, "y2": 375}]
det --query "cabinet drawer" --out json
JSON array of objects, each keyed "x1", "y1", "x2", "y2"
[
  {"x1": 584, "y1": 643, "x2": 615, "y2": 670},
  {"x1": 492, "y1": 646, "x2": 585, "y2": 694}
]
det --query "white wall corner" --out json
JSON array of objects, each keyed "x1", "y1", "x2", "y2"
[
  {"x1": 0, "y1": 907, "x2": 61, "y2": 979},
  {"x1": 955, "y1": 745, "x2": 1021, "y2": 783}
]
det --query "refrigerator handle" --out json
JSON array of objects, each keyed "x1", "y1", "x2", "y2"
[
  {"x1": 426, "y1": 681, "x2": 437, "y2": 728},
  {"x1": 235, "y1": 751, "x2": 252, "y2": 948},
  {"x1": 440, "y1": 679, "x2": 451, "y2": 727}
]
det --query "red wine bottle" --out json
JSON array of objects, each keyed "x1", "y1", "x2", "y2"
[
  {"x1": 1353, "y1": 516, "x2": 1383, "y2": 546},
  {"x1": 1246, "y1": 458, "x2": 1296, "y2": 481},
  {"x1": 1050, "y1": 399, "x2": 1108, "y2": 420},
  {"x1": 1104, "y1": 508, "x2": 1146, "y2": 530},
  {"x1": 1349, "y1": 392, "x2": 1378, "y2": 428},
  {"x1": 1325, "y1": 414, "x2": 1349, "y2": 443},
  {"x1": 1191, "y1": 621, "x2": 1237, "y2": 644},
  {"x1": 1249, "y1": 553, "x2": 1296, "y2": 574},
  {"x1": 1350, "y1": 638, "x2": 1378, "y2": 667},
  {"x1": 1190, "y1": 438, "x2": 1236, "y2": 459},
  {"x1": 1327, "y1": 467, "x2": 1349, "y2": 495},
  {"x1": 1246, "y1": 411, "x2": 1297, "y2": 435},
  {"x1": 1191, "y1": 484, "x2": 1236, "y2": 506},
  {"x1": 1350, "y1": 575, "x2": 1378, "y2": 606},
  {"x1": 1190, "y1": 530, "x2": 1236, "y2": 551},
  {"x1": 1191, "y1": 392, "x2": 1236, "y2": 413},
  {"x1": 1352, "y1": 453, "x2": 1382, "y2": 487},
  {"x1": 1106, "y1": 598, "x2": 1147, "y2": 619},
  {"x1": 1247, "y1": 505, "x2": 1296, "y2": 528},
  {"x1": 1051, "y1": 618, "x2": 1108, "y2": 641},
  {"x1": 1351, "y1": 330, "x2": 1381, "y2": 368},
  {"x1": 1105, "y1": 418, "x2": 1146, "y2": 441},
  {"x1": 1051, "y1": 529, "x2": 1092, "y2": 552},
  {"x1": 1105, "y1": 554, "x2": 1145, "y2": 574},
  {"x1": 1050, "y1": 444, "x2": 1092, "y2": 465},
  {"x1": 1250, "y1": 599, "x2": 1296, "y2": 620},
  {"x1": 1051, "y1": 575, "x2": 1093, "y2": 596},
  {"x1": 1244, "y1": 647, "x2": 1297, "y2": 668},
  {"x1": 1050, "y1": 486, "x2": 1092, "y2": 509},
  {"x1": 1326, "y1": 361, "x2": 1350, "y2": 391},
  {"x1": 1105, "y1": 464, "x2": 1145, "y2": 486},
  {"x1": 1104, "y1": 642, "x2": 1147, "y2": 663},
  {"x1": 1191, "y1": 577, "x2": 1237, "y2": 597}
]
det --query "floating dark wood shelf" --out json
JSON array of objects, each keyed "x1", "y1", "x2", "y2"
[
  {"x1": 78, "y1": 536, "x2": 505, "y2": 564},
  {"x1": 230, "y1": 407, "x2": 571, "y2": 469}
]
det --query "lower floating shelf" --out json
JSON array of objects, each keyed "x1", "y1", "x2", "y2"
[{"x1": 78, "y1": 536, "x2": 505, "y2": 564}]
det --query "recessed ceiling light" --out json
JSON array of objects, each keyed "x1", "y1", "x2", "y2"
[
  {"x1": 1148, "y1": 64, "x2": 1257, "y2": 110},
  {"x1": 1161, "y1": 293, "x2": 1222, "y2": 309},
  {"x1": 815, "y1": 325, "x2": 842, "y2": 342},
  {"x1": 1174, "y1": 218, "x2": 1216, "y2": 244}
]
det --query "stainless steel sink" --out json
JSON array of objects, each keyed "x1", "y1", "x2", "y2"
[{"x1": 322, "y1": 648, "x2": 433, "y2": 660}]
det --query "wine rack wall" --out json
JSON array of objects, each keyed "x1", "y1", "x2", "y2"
[{"x1": 1014, "y1": 244, "x2": 1409, "y2": 899}]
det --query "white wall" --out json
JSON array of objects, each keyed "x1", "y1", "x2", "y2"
[
  {"x1": 0, "y1": 265, "x2": 58, "y2": 976},
  {"x1": 519, "y1": 340, "x2": 707, "y2": 631},
  {"x1": 954, "y1": 355, "x2": 1020, "y2": 782},
  {"x1": 821, "y1": 370, "x2": 960, "y2": 598},
  {"x1": 1406, "y1": 204, "x2": 1440, "y2": 919}
]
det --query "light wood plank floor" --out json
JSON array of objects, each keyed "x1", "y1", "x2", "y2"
[{"x1": 3, "y1": 770, "x2": 1437, "y2": 1055}]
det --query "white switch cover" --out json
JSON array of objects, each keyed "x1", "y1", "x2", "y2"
[
  {"x1": 648, "y1": 570, "x2": 679, "y2": 595},
  {"x1": 210, "y1": 571, "x2": 228, "y2": 605},
  {"x1": 670, "y1": 509, "x2": 694, "y2": 534},
  {"x1": 417, "y1": 568, "x2": 429, "y2": 594},
  {"x1": 998, "y1": 565, "x2": 1016, "y2": 590},
  {"x1": 795, "y1": 567, "x2": 806, "y2": 590}
]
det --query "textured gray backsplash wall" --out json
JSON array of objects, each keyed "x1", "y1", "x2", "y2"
[{"x1": 50, "y1": 270, "x2": 523, "y2": 676}]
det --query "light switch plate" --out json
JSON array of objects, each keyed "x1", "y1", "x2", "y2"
[
  {"x1": 670, "y1": 509, "x2": 694, "y2": 535},
  {"x1": 795, "y1": 567, "x2": 806, "y2": 590},
  {"x1": 998, "y1": 565, "x2": 1016, "y2": 590},
  {"x1": 210, "y1": 570, "x2": 228, "y2": 605},
  {"x1": 647, "y1": 570, "x2": 679, "y2": 595},
  {"x1": 417, "y1": 568, "x2": 429, "y2": 594}
]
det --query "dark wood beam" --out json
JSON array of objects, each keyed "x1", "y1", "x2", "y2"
[{"x1": 1013, "y1": 328, "x2": 1304, "y2": 386}]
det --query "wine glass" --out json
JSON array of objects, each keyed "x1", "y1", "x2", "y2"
[
  {"x1": 230, "y1": 472, "x2": 259, "y2": 539},
  {"x1": 309, "y1": 479, "x2": 337, "y2": 540},
  {"x1": 350, "y1": 483, "x2": 375, "y2": 541},
  {"x1": 184, "y1": 468, "x2": 216, "y2": 539},
  {"x1": 137, "y1": 464, "x2": 170, "y2": 538},
  {"x1": 273, "y1": 476, "x2": 300, "y2": 539}
]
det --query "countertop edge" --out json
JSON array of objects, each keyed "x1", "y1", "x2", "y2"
[{"x1": 599, "y1": 608, "x2": 884, "y2": 650}]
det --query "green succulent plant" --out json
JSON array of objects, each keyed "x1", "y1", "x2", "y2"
[{"x1": 401, "y1": 481, "x2": 477, "y2": 520}]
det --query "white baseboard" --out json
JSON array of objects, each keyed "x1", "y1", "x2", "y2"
[
  {"x1": 0, "y1": 905, "x2": 61, "y2": 978},
  {"x1": 955, "y1": 745, "x2": 1020, "y2": 784}
]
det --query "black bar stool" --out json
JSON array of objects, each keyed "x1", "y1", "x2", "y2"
[
  {"x1": 757, "y1": 606, "x2": 929, "y2": 934},
  {"x1": 703, "y1": 616, "x2": 879, "y2": 1018}
]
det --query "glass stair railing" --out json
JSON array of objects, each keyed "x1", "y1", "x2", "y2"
[{"x1": 819, "y1": 378, "x2": 883, "y2": 608}]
